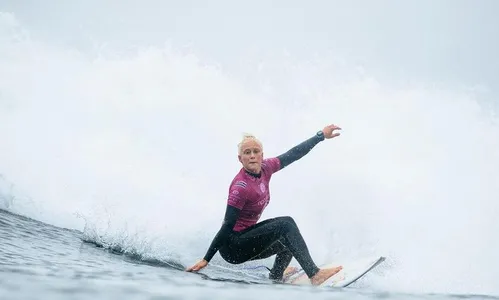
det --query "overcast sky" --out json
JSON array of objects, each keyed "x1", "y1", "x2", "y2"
[{"x1": 2, "y1": 0, "x2": 498, "y2": 95}]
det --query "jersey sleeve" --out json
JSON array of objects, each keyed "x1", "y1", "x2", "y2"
[
  {"x1": 262, "y1": 157, "x2": 281, "y2": 174},
  {"x1": 227, "y1": 180, "x2": 249, "y2": 209}
]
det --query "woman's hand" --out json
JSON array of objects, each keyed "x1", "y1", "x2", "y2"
[
  {"x1": 185, "y1": 259, "x2": 208, "y2": 272},
  {"x1": 322, "y1": 124, "x2": 342, "y2": 139}
]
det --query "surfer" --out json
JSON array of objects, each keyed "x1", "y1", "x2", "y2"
[{"x1": 186, "y1": 124, "x2": 343, "y2": 285}]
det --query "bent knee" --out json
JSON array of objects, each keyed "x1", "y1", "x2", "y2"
[
  {"x1": 283, "y1": 216, "x2": 297, "y2": 226},
  {"x1": 276, "y1": 216, "x2": 298, "y2": 230}
]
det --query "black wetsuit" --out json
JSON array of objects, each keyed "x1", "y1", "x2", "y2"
[{"x1": 203, "y1": 132, "x2": 325, "y2": 280}]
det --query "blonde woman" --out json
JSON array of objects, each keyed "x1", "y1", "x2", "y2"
[{"x1": 186, "y1": 124, "x2": 343, "y2": 285}]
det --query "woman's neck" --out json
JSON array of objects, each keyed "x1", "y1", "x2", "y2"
[{"x1": 244, "y1": 168, "x2": 261, "y2": 178}]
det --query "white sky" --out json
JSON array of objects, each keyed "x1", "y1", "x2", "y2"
[{"x1": 2, "y1": 0, "x2": 498, "y2": 93}]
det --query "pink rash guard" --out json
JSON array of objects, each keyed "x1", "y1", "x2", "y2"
[{"x1": 227, "y1": 157, "x2": 281, "y2": 232}]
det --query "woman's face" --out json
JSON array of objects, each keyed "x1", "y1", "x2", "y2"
[{"x1": 238, "y1": 140, "x2": 263, "y2": 174}]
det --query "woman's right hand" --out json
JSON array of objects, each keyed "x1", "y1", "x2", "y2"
[{"x1": 185, "y1": 259, "x2": 208, "y2": 272}]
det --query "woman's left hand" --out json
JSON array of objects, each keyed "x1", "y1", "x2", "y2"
[{"x1": 322, "y1": 124, "x2": 342, "y2": 139}]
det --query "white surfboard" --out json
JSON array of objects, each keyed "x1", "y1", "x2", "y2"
[{"x1": 283, "y1": 256, "x2": 385, "y2": 287}]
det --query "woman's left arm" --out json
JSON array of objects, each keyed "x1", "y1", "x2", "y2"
[{"x1": 277, "y1": 124, "x2": 341, "y2": 169}]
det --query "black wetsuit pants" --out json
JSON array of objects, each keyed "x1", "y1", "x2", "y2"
[{"x1": 219, "y1": 216, "x2": 320, "y2": 280}]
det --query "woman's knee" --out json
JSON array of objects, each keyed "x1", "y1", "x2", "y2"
[
  {"x1": 284, "y1": 216, "x2": 298, "y2": 226},
  {"x1": 276, "y1": 216, "x2": 298, "y2": 230}
]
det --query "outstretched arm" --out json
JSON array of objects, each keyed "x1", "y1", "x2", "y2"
[
  {"x1": 277, "y1": 133, "x2": 324, "y2": 169},
  {"x1": 277, "y1": 124, "x2": 342, "y2": 169}
]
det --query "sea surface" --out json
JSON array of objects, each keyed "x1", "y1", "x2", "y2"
[{"x1": 1, "y1": 209, "x2": 496, "y2": 300}]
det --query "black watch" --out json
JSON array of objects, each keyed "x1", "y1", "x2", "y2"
[{"x1": 316, "y1": 130, "x2": 325, "y2": 141}]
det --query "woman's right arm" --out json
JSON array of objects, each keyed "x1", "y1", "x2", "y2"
[
  {"x1": 185, "y1": 204, "x2": 241, "y2": 272},
  {"x1": 202, "y1": 205, "x2": 240, "y2": 262}
]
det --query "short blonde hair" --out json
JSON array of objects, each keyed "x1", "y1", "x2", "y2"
[{"x1": 237, "y1": 133, "x2": 263, "y2": 155}]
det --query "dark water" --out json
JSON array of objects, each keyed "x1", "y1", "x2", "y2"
[{"x1": 1, "y1": 209, "x2": 496, "y2": 300}]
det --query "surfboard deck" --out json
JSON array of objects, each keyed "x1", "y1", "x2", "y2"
[{"x1": 283, "y1": 256, "x2": 385, "y2": 287}]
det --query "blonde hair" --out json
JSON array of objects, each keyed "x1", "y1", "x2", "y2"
[{"x1": 237, "y1": 133, "x2": 263, "y2": 155}]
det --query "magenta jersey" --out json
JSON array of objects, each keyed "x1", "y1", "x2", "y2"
[{"x1": 227, "y1": 157, "x2": 282, "y2": 232}]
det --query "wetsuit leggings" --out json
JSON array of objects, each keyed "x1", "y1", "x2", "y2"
[{"x1": 219, "y1": 216, "x2": 320, "y2": 280}]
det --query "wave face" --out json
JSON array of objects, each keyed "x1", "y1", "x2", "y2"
[{"x1": 1, "y1": 2, "x2": 499, "y2": 297}]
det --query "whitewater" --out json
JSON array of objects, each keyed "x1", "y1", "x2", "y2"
[{"x1": 1, "y1": 2, "x2": 499, "y2": 299}]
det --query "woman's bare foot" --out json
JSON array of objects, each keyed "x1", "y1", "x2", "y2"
[
  {"x1": 284, "y1": 266, "x2": 299, "y2": 276},
  {"x1": 310, "y1": 266, "x2": 343, "y2": 286},
  {"x1": 282, "y1": 266, "x2": 300, "y2": 281}
]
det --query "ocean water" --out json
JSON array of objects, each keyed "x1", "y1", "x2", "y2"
[
  {"x1": 1, "y1": 209, "x2": 495, "y2": 300},
  {"x1": 1, "y1": 1, "x2": 499, "y2": 299}
]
